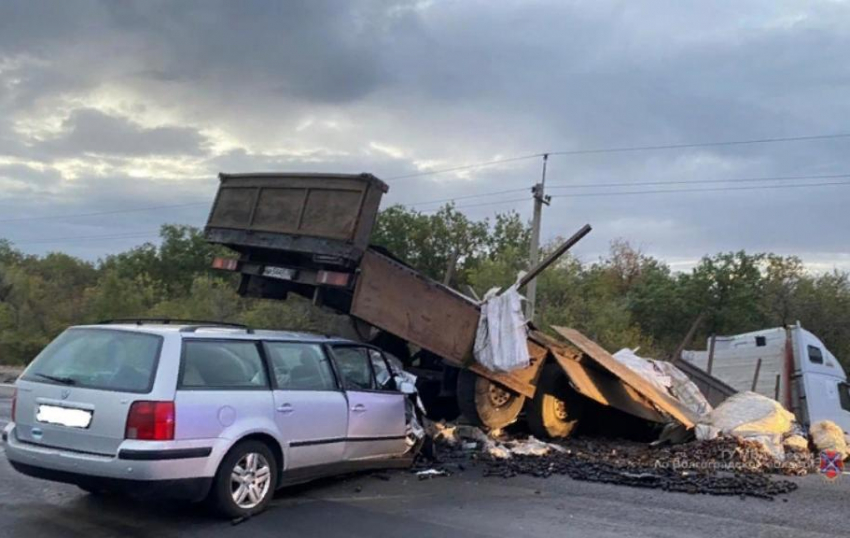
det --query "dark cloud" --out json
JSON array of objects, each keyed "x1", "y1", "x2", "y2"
[
  {"x1": 0, "y1": 163, "x2": 62, "y2": 190},
  {"x1": 37, "y1": 108, "x2": 209, "y2": 157}
]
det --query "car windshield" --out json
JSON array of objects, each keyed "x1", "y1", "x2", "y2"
[{"x1": 22, "y1": 328, "x2": 162, "y2": 393}]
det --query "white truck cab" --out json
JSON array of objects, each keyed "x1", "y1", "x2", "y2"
[{"x1": 683, "y1": 323, "x2": 850, "y2": 435}]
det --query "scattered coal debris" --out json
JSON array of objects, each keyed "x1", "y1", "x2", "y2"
[
  {"x1": 556, "y1": 437, "x2": 816, "y2": 477},
  {"x1": 480, "y1": 437, "x2": 807, "y2": 500},
  {"x1": 415, "y1": 428, "x2": 811, "y2": 500},
  {"x1": 409, "y1": 430, "x2": 484, "y2": 478}
]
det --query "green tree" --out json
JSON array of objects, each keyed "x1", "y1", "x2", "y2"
[
  {"x1": 372, "y1": 204, "x2": 488, "y2": 286},
  {"x1": 83, "y1": 269, "x2": 160, "y2": 322},
  {"x1": 761, "y1": 254, "x2": 805, "y2": 326},
  {"x1": 680, "y1": 252, "x2": 769, "y2": 336},
  {"x1": 792, "y1": 271, "x2": 850, "y2": 367}
]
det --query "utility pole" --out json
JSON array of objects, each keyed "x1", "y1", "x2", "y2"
[{"x1": 526, "y1": 154, "x2": 551, "y2": 322}]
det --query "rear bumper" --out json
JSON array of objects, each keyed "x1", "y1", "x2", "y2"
[
  {"x1": 9, "y1": 460, "x2": 212, "y2": 502},
  {"x1": 3, "y1": 423, "x2": 221, "y2": 501}
]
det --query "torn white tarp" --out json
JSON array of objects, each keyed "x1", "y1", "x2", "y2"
[
  {"x1": 612, "y1": 348, "x2": 713, "y2": 417},
  {"x1": 473, "y1": 285, "x2": 529, "y2": 373}
]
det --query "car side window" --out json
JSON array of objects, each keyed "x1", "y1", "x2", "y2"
[
  {"x1": 266, "y1": 342, "x2": 338, "y2": 391},
  {"x1": 181, "y1": 341, "x2": 268, "y2": 389},
  {"x1": 332, "y1": 347, "x2": 376, "y2": 391},
  {"x1": 368, "y1": 349, "x2": 396, "y2": 391},
  {"x1": 808, "y1": 345, "x2": 824, "y2": 365},
  {"x1": 839, "y1": 382, "x2": 850, "y2": 412}
]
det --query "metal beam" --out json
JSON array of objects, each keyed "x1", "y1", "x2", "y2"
[{"x1": 518, "y1": 223, "x2": 592, "y2": 290}]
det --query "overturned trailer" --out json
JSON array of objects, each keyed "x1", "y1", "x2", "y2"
[{"x1": 204, "y1": 172, "x2": 696, "y2": 437}]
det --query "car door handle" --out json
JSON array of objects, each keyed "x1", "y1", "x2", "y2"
[
  {"x1": 351, "y1": 404, "x2": 367, "y2": 413},
  {"x1": 277, "y1": 404, "x2": 295, "y2": 414}
]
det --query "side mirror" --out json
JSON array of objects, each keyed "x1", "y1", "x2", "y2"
[{"x1": 398, "y1": 381, "x2": 417, "y2": 395}]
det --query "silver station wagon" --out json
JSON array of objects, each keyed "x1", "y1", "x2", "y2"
[{"x1": 3, "y1": 321, "x2": 417, "y2": 517}]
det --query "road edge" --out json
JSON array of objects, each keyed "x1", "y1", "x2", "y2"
[{"x1": 0, "y1": 384, "x2": 14, "y2": 398}]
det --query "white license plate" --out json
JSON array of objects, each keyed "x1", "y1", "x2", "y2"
[
  {"x1": 36, "y1": 405, "x2": 93, "y2": 429},
  {"x1": 263, "y1": 266, "x2": 297, "y2": 280}
]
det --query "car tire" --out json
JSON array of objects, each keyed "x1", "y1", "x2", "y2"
[
  {"x1": 209, "y1": 440, "x2": 278, "y2": 519},
  {"x1": 526, "y1": 363, "x2": 583, "y2": 439},
  {"x1": 456, "y1": 369, "x2": 525, "y2": 430}
]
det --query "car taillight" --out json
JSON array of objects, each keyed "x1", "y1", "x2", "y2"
[
  {"x1": 317, "y1": 270, "x2": 350, "y2": 287},
  {"x1": 125, "y1": 401, "x2": 175, "y2": 441},
  {"x1": 212, "y1": 257, "x2": 238, "y2": 271},
  {"x1": 10, "y1": 388, "x2": 16, "y2": 422}
]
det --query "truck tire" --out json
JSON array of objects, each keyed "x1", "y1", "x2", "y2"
[
  {"x1": 527, "y1": 363, "x2": 583, "y2": 439},
  {"x1": 456, "y1": 369, "x2": 525, "y2": 430}
]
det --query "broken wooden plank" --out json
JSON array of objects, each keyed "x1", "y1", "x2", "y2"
[
  {"x1": 551, "y1": 326, "x2": 698, "y2": 428},
  {"x1": 551, "y1": 348, "x2": 667, "y2": 423},
  {"x1": 532, "y1": 330, "x2": 669, "y2": 423}
]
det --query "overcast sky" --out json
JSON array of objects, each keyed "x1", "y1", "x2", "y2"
[{"x1": 1, "y1": 0, "x2": 849, "y2": 271}]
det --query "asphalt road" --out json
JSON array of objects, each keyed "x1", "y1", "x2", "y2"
[{"x1": 1, "y1": 395, "x2": 848, "y2": 538}]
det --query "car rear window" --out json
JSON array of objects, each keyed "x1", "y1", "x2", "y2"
[
  {"x1": 180, "y1": 340, "x2": 269, "y2": 390},
  {"x1": 266, "y1": 342, "x2": 338, "y2": 391},
  {"x1": 22, "y1": 328, "x2": 162, "y2": 393}
]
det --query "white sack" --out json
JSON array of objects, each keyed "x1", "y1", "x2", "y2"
[
  {"x1": 783, "y1": 435, "x2": 809, "y2": 452},
  {"x1": 473, "y1": 286, "x2": 530, "y2": 373},
  {"x1": 696, "y1": 391, "x2": 796, "y2": 459},
  {"x1": 810, "y1": 420, "x2": 848, "y2": 460}
]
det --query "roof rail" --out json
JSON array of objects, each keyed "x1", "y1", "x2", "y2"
[
  {"x1": 179, "y1": 325, "x2": 255, "y2": 334},
  {"x1": 98, "y1": 318, "x2": 251, "y2": 330}
]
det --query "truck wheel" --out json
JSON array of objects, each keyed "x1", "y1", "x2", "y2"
[
  {"x1": 456, "y1": 369, "x2": 525, "y2": 430},
  {"x1": 527, "y1": 363, "x2": 583, "y2": 439}
]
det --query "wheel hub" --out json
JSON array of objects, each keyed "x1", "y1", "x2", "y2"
[
  {"x1": 553, "y1": 399, "x2": 568, "y2": 420},
  {"x1": 488, "y1": 384, "x2": 512, "y2": 408},
  {"x1": 231, "y1": 452, "x2": 272, "y2": 510}
]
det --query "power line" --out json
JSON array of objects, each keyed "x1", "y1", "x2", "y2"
[
  {"x1": 547, "y1": 173, "x2": 850, "y2": 190},
  {"x1": 410, "y1": 172, "x2": 850, "y2": 209},
  {"x1": 383, "y1": 132, "x2": 850, "y2": 182},
  {"x1": 416, "y1": 179, "x2": 850, "y2": 213},
  {"x1": 0, "y1": 201, "x2": 209, "y2": 224},
  {"x1": 3, "y1": 131, "x2": 849, "y2": 222},
  {"x1": 10, "y1": 180, "x2": 850, "y2": 246},
  {"x1": 545, "y1": 133, "x2": 850, "y2": 157},
  {"x1": 0, "y1": 132, "x2": 846, "y2": 228},
  {"x1": 385, "y1": 154, "x2": 542, "y2": 182},
  {"x1": 402, "y1": 174, "x2": 850, "y2": 207},
  {"x1": 552, "y1": 180, "x2": 850, "y2": 198},
  {"x1": 407, "y1": 187, "x2": 530, "y2": 208},
  {"x1": 419, "y1": 197, "x2": 529, "y2": 212},
  {"x1": 8, "y1": 231, "x2": 161, "y2": 246}
]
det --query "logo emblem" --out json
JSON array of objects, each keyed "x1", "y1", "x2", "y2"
[
  {"x1": 819, "y1": 450, "x2": 844, "y2": 480},
  {"x1": 60, "y1": 389, "x2": 71, "y2": 400}
]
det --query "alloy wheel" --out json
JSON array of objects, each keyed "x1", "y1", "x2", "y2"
[{"x1": 230, "y1": 452, "x2": 272, "y2": 510}]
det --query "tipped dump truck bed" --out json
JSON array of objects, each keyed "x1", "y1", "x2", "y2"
[{"x1": 206, "y1": 172, "x2": 388, "y2": 264}]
